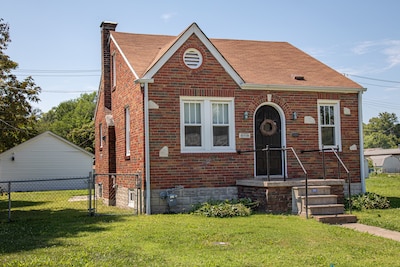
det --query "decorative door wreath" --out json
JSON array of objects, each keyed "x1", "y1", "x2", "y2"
[{"x1": 260, "y1": 119, "x2": 277, "y2": 136}]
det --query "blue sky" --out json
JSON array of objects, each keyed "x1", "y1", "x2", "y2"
[{"x1": 2, "y1": 0, "x2": 400, "y2": 123}]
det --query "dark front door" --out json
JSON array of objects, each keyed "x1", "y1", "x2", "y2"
[{"x1": 255, "y1": 105, "x2": 282, "y2": 176}]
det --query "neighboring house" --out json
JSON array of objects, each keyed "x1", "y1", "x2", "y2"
[
  {"x1": 95, "y1": 22, "x2": 366, "y2": 214},
  {"x1": 368, "y1": 155, "x2": 400, "y2": 173},
  {"x1": 0, "y1": 131, "x2": 94, "y2": 192},
  {"x1": 365, "y1": 148, "x2": 400, "y2": 173}
]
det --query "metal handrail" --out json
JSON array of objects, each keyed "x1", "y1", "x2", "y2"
[
  {"x1": 300, "y1": 147, "x2": 352, "y2": 213},
  {"x1": 286, "y1": 147, "x2": 309, "y2": 218},
  {"x1": 330, "y1": 148, "x2": 352, "y2": 213}
]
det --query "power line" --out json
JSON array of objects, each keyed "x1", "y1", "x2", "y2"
[
  {"x1": 356, "y1": 82, "x2": 400, "y2": 89},
  {"x1": 13, "y1": 69, "x2": 100, "y2": 73},
  {"x1": 345, "y1": 74, "x2": 400, "y2": 84},
  {"x1": 11, "y1": 69, "x2": 100, "y2": 77},
  {"x1": 1, "y1": 85, "x2": 96, "y2": 94}
]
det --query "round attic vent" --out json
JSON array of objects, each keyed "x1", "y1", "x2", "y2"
[{"x1": 183, "y1": 48, "x2": 202, "y2": 69}]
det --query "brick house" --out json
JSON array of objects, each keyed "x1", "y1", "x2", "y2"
[{"x1": 95, "y1": 21, "x2": 366, "y2": 214}]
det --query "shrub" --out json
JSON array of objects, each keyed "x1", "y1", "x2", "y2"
[
  {"x1": 191, "y1": 198, "x2": 258, "y2": 218},
  {"x1": 346, "y1": 192, "x2": 390, "y2": 211}
]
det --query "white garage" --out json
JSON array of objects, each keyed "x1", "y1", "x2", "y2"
[{"x1": 0, "y1": 131, "x2": 94, "y2": 192}]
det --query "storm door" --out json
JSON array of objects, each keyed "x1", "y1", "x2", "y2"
[{"x1": 255, "y1": 105, "x2": 282, "y2": 177}]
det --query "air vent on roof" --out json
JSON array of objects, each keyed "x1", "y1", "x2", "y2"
[
  {"x1": 294, "y1": 75, "x2": 305, "y2": 81},
  {"x1": 183, "y1": 48, "x2": 202, "y2": 69}
]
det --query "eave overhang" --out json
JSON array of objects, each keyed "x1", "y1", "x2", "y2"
[{"x1": 240, "y1": 83, "x2": 367, "y2": 93}]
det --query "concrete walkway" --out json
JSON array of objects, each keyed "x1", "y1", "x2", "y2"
[{"x1": 340, "y1": 223, "x2": 400, "y2": 242}]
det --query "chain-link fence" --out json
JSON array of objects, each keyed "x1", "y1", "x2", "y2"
[
  {"x1": 0, "y1": 172, "x2": 144, "y2": 222},
  {"x1": 92, "y1": 173, "x2": 143, "y2": 216},
  {"x1": 0, "y1": 176, "x2": 91, "y2": 222}
]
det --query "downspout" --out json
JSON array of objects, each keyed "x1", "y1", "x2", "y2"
[
  {"x1": 358, "y1": 90, "x2": 366, "y2": 193},
  {"x1": 135, "y1": 78, "x2": 154, "y2": 214}
]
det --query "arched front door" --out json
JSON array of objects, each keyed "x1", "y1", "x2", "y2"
[{"x1": 254, "y1": 105, "x2": 283, "y2": 177}]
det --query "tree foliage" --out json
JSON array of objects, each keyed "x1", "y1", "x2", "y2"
[
  {"x1": 38, "y1": 92, "x2": 96, "y2": 153},
  {"x1": 0, "y1": 18, "x2": 41, "y2": 153},
  {"x1": 364, "y1": 112, "x2": 400, "y2": 149}
]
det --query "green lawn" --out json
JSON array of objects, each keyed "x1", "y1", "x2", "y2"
[
  {"x1": 353, "y1": 173, "x2": 400, "y2": 232},
  {"x1": 0, "y1": 179, "x2": 399, "y2": 266}
]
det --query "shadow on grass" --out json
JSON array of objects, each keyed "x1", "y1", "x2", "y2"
[
  {"x1": 388, "y1": 197, "x2": 400, "y2": 208},
  {"x1": 0, "y1": 208, "x2": 126, "y2": 254},
  {"x1": 0, "y1": 200, "x2": 48, "y2": 211}
]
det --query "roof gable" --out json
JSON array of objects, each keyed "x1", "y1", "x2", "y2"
[
  {"x1": 111, "y1": 23, "x2": 243, "y2": 86},
  {"x1": 0, "y1": 131, "x2": 94, "y2": 159}
]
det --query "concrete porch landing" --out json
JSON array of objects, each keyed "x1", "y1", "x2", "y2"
[{"x1": 237, "y1": 178, "x2": 353, "y2": 223}]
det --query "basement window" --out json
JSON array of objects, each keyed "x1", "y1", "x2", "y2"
[{"x1": 183, "y1": 48, "x2": 202, "y2": 69}]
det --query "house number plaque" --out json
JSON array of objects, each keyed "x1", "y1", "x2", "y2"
[{"x1": 239, "y1": 133, "x2": 251, "y2": 138}]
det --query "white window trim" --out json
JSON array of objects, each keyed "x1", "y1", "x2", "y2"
[
  {"x1": 99, "y1": 123, "x2": 103, "y2": 148},
  {"x1": 317, "y1": 99, "x2": 342, "y2": 151},
  {"x1": 180, "y1": 96, "x2": 236, "y2": 153},
  {"x1": 125, "y1": 107, "x2": 131, "y2": 156},
  {"x1": 128, "y1": 189, "x2": 135, "y2": 208}
]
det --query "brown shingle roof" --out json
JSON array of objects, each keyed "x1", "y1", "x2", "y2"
[{"x1": 111, "y1": 29, "x2": 363, "y2": 89}]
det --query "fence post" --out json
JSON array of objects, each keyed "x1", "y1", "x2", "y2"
[
  {"x1": 7, "y1": 181, "x2": 11, "y2": 222},
  {"x1": 88, "y1": 171, "x2": 95, "y2": 216}
]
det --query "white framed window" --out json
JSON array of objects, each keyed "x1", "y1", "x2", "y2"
[
  {"x1": 317, "y1": 100, "x2": 341, "y2": 151},
  {"x1": 180, "y1": 97, "x2": 235, "y2": 153},
  {"x1": 99, "y1": 123, "x2": 103, "y2": 149},
  {"x1": 125, "y1": 107, "x2": 130, "y2": 157},
  {"x1": 128, "y1": 189, "x2": 135, "y2": 208}
]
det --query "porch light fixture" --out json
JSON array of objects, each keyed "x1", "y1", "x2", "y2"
[
  {"x1": 292, "y1": 112, "x2": 297, "y2": 120},
  {"x1": 11, "y1": 153, "x2": 15, "y2": 161},
  {"x1": 243, "y1": 111, "x2": 249, "y2": 120}
]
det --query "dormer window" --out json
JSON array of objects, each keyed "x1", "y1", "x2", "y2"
[{"x1": 183, "y1": 48, "x2": 202, "y2": 69}]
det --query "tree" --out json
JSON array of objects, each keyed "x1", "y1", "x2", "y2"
[
  {"x1": 0, "y1": 19, "x2": 41, "y2": 152},
  {"x1": 38, "y1": 92, "x2": 96, "y2": 153},
  {"x1": 364, "y1": 112, "x2": 400, "y2": 149}
]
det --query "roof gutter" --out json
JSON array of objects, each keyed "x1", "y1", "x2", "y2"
[
  {"x1": 241, "y1": 83, "x2": 367, "y2": 94},
  {"x1": 135, "y1": 78, "x2": 154, "y2": 214}
]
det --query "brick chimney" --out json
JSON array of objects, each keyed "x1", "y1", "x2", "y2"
[{"x1": 100, "y1": 21, "x2": 118, "y2": 110}]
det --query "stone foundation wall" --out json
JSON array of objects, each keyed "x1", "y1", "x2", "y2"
[{"x1": 150, "y1": 186, "x2": 238, "y2": 214}]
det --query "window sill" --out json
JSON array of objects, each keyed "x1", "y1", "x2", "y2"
[{"x1": 180, "y1": 149, "x2": 237, "y2": 154}]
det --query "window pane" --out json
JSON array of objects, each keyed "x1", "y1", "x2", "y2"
[
  {"x1": 184, "y1": 103, "x2": 189, "y2": 123},
  {"x1": 190, "y1": 103, "x2": 196, "y2": 123},
  {"x1": 212, "y1": 104, "x2": 218, "y2": 124},
  {"x1": 212, "y1": 103, "x2": 229, "y2": 124},
  {"x1": 185, "y1": 103, "x2": 201, "y2": 124},
  {"x1": 195, "y1": 103, "x2": 201, "y2": 123},
  {"x1": 329, "y1": 106, "x2": 334, "y2": 124},
  {"x1": 322, "y1": 127, "x2": 335, "y2": 146},
  {"x1": 320, "y1": 106, "x2": 325, "y2": 124},
  {"x1": 223, "y1": 104, "x2": 228, "y2": 123},
  {"x1": 185, "y1": 126, "x2": 201, "y2": 146},
  {"x1": 213, "y1": 126, "x2": 229, "y2": 146}
]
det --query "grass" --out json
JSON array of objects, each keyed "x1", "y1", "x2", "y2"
[
  {"x1": 0, "y1": 181, "x2": 399, "y2": 266},
  {"x1": 352, "y1": 173, "x2": 400, "y2": 232}
]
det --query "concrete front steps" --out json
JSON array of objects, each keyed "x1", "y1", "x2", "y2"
[{"x1": 292, "y1": 185, "x2": 357, "y2": 224}]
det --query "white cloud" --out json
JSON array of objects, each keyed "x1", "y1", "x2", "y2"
[
  {"x1": 352, "y1": 39, "x2": 400, "y2": 70},
  {"x1": 161, "y1": 13, "x2": 176, "y2": 22}
]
